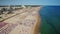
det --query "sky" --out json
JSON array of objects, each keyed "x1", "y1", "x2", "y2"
[{"x1": 0, "y1": 0, "x2": 60, "y2": 5}]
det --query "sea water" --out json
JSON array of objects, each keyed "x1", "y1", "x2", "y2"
[{"x1": 39, "y1": 6, "x2": 60, "y2": 34}]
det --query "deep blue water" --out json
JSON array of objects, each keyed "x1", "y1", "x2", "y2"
[{"x1": 39, "y1": 6, "x2": 60, "y2": 34}]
